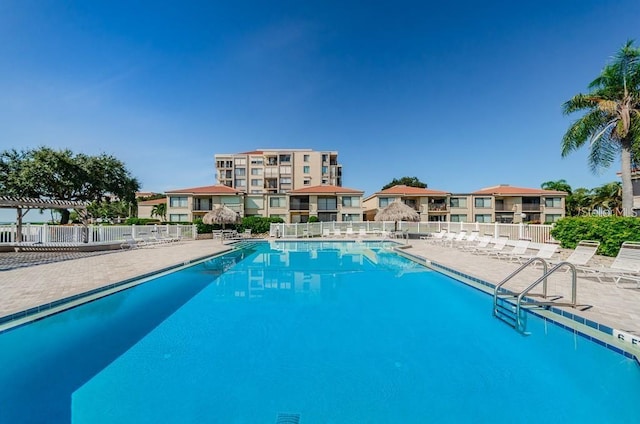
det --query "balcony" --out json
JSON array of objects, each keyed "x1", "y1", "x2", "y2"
[{"x1": 427, "y1": 204, "x2": 448, "y2": 212}]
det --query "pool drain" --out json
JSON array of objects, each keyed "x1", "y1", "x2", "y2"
[{"x1": 275, "y1": 412, "x2": 301, "y2": 423}]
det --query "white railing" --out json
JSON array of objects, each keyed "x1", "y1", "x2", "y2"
[
  {"x1": 269, "y1": 221, "x2": 555, "y2": 243},
  {"x1": 0, "y1": 224, "x2": 198, "y2": 244}
]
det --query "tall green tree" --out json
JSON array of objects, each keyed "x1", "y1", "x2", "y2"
[
  {"x1": 591, "y1": 181, "x2": 623, "y2": 212},
  {"x1": 561, "y1": 40, "x2": 640, "y2": 216},
  {"x1": 540, "y1": 179, "x2": 572, "y2": 194},
  {"x1": 0, "y1": 147, "x2": 140, "y2": 224},
  {"x1": 151, "y1": 203, "x2": 167, "y2": 221},
  {"x1": 382, "y1": 176, "x2": 427, "y2": 190},
  {"x1": 565, "y1": 187, "x2": 594, "y2": 216}
]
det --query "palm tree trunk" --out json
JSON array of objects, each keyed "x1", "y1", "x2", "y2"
[{"x1": 620, "y1": 145, "x2": 634, "y2": 216}]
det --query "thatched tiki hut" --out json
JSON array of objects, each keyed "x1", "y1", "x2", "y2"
[
  {"x1": 374, "y1": 201, "x2": 420, "y2": 231},
  {"x1": 202, "y1": 205, "x2": 238, "y2": 227}
]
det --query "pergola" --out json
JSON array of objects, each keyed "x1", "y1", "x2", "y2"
[{"x1": 0, "y1": 196, "x2": 89, "y2": 243}]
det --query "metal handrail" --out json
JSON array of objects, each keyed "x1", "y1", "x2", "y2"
[
  {"x1": 493, "y1": 257, "x2": 549, "y2": 317},
  {"x1": 514, "y1": 261, "x2": 578, "y2": 331}
]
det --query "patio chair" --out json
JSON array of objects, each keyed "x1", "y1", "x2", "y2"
[
  {"x1": 509, "y1": 242, "x2": 559, "y2": 263},
  {"x1": 345, "y1": 228, "x2": 355, "y2": 238},
  {"x1": 494, "y1": 239, "x2": 532, "y2": 260},
  {"x1": 420, "y1": 229, "x2": 445, "y2": 241},
  {"x1": 333, "y1": 228, "x2": 342, "y2": 238},
  {"x1": 470, "y1": 236, "x2": 509, "y2": 255},
  {"x1": 322, "y1": 228, "x2": 331, "y2": 238},
  {"x1": 577, "y1": 241, "x2": 640, "y2": 288},
  {"x1": 358, "y1": 228, "x2": 368, "y2": 238},
  {"x1": 452, "y1": 230, "x2": 479, "y2": 247},
  {"x1": 551, "y1": 240, "x2": 600, "y2": 268},
  {"x1": 460, "y1": 234, "x2": 492, "y2": 251}
]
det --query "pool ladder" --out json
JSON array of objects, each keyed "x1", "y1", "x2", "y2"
[{"x1": 492, "y1": 258, "x2": 578, "y2": 334}]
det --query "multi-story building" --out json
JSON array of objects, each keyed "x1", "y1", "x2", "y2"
[
  {"x1": 165, "y1": 185, "x2": 244, "y2": 223},
  {"x1": 215, "y1": 149, "x2": 342, "y2": 194},
  {"x1": 364, "y1": 184, "x2": 567, "y2": 224},
  {"x1": 363, "y1": 185, "x2": 451, "y2": 222},
  {"x1": 449, "y1": 185, "x2": 567, "y2": 224},
  {"x1": 287, "y1": 185, "x2": 364, "y2": 223}
]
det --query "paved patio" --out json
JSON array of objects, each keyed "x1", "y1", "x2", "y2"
[{"x1": 0, "y1": 238, "x2": 638, "y2": 348}]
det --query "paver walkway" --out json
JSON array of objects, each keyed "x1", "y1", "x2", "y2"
[{"x1": 0, "y1": 239, "x2": 230, "y2": 318}]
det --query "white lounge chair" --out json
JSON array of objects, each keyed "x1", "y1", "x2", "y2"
[
  {"x1": 494, "y1": 239, "x2": 531, "y2": 260},
  {"x1": 322, "y1": 228, "x2": 331, "y2": 238},
  {"x1": 333, "y1": 228, "x2": 342, "y2": 238},
  {"x1": 510, "y1": 242, "x2": 559, "y2": 263},
  {"x1": 577, "y1": 241, "x2": 640, "y2": 288},
  {"x1": 421, "y1": 229, "x2": 445, "y2": 241},
  {"x1": 345, "y1": 228, "x2": 355, "y2": 238},
  {"x1": 460, "y1": 235, "x2": 492, "y2": 251},
  {"x1": 551, "y1": 240, "x2": 600, "y2": 268},
  {"x1": 470, "y1": 236, "x2": 508, "y2": 255},
  {"x1": 358, "y1": 228, "x2": 368, "y2": 238}
]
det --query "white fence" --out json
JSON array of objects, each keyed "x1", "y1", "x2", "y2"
[
  {"x1": 270, "y1": 221, "x2": 555, "y2": 243},
  {"x1": 0, "y1": 224, "x2": 197, "y2": 244}
]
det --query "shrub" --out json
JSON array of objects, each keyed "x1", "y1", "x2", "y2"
[
  {"x1": 238, "y1": 216, "x2": 283, "y2": 234},
  {"x1": 125, "y1": 217, "x2": 161, "y2": 225},
  {"x1": 550, "y1": 216, "x2": 640, "y2": 257},
  {"x1": 193, "y1": 218, "x2": 233, "y2": 234},
  {"x1": 308, "y1": 216, "x2": 319, "y2": 223}
]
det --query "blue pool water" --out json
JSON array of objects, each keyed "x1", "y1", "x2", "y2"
[{"x1": 1, "y1": 241, "x2": 639, "y2": 423}]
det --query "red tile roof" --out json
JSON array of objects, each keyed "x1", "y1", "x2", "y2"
[
  {"x1": 288, "y1": 184, "x2": 363, "y2": 195},
  {"x1": 472, "y1": 185, "x2": 567, "y2": 195},
  {"x1": 165, "y1": 185, "x2": 242, "y2": 195},
  {"x1": 375, "y1": 185, "x2": 449, "y2": 196},
  {"x1": 238, "y1": 150, "x2": 264, "y2": 155},
  {"x1": 138, "y1": 198, "x2": 166, "y2": 206}
]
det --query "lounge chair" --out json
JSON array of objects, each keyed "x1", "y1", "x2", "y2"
[
  {"x1": 420, "y1": 229, "x2": 445, "y2": 241},
  {"x1": 358, "y1": 228, "x2": 368, "y2": 238},
  {"x1": 345, "y1": 228, "x2": 355, "y2": 238},
  {"x1": 453, "y1": 230, "x2": 479, "y2": 247},
  {"x1": 322, "y1": 228, "x2": 331, "y2": 238},
  {"x1": 509, "y1": 242, "x2": 559, "y2": 263},
  {"x1": 333, "y1": 228, "x2": 342, "y2": 238},
  {"x1": 577, "y1": 241, "x2": 640, "y2": 288},
  {"x1": 470, "y1": 236, "x2": 509, "y2": 255},
  {"x1": 460, "y1": 235, "x2": 492, "y2": 251},
  {"x1": 551, "y1": 240, "x2": 600, "y2": 268},
  {"x1": 494, "y1": 239, "x2": 531, "y2": 260}
]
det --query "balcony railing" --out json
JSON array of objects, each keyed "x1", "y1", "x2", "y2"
[{"x1": 427, "y1": 204, "x2": 448, "y2": 212}]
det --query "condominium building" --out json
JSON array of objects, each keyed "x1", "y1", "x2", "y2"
[
  {"x1": 165, "y1": 185, "x2": 244, "y2": 223},
  {"x1": 364, "y1": 184, "x2": 567, "y2": 224},
  {"x1": 363, "y1": 185, "x2": 451, "y2": 221},
  {"x1": 215, "y1": 149, "x2": 342, "y2": 194}
]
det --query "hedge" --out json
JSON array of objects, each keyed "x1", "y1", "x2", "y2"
[{"x1": 550, "y1": 216, "x2": 640, "y2": 257}]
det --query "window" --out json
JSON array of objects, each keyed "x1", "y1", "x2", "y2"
[
  {"x1": 280, "y1": 166, "x2": 292, "y2": 174},
  {"x1": 169, "y1": 196, "x2": 188, "y2": 208},
  {"x1": 450, "y1": 214, "x2": 467, "y2": 222},
  {"x1": 545, "y1": 197, "x2": 562, "y2": 208},
  {"x1": 251, "y1": 179, "x2": 262, "y2": 187},
  {"x1": 270, "y1": 197, "x2": 285, "y2": 207},
  {"x1": 280, "y1": 177, "x2": 292, "y2": 185},
  {"x1": 342, "y1": 196, "x2": 360, "y2": 207},
  {"x1": 475, "y1": 197, "x2": 491, "y2": 208},
  {"x1": 322, "y1": 179, "x2": 329, "y2": 184},
  {"x1": 278, "y1": 154, "x2": 291, "y2": 163},
  {"x1": 169, "y1": 214, "x2": 188, "y2": 222},
  {"x1": 342, "y1": 213, "x2": 360, "y2": 221},
  {"x1": 303, "y1": 166, "x2": 310, "y2": 174},
  {"x1": 251, "y1": 168, "x2": 263, "y2": 175},
  {"x1": 322, "y1": 166, "x2": 328, "y2": 174},
  {"x1": 303, "y1": 154, "x2": 310, "y2": 162},
  {"x1": 234, "y1": 158, "x2": 246, "y2": 165},
  {"x1": 474, "y1": 214, "x2": 492, "y2": 223},
  {"x1": 317, "y1": 197, "x2": 337, "y2": 210},
  {"x1": 303, "y1": 179, "x2": 311, "y2": 185},
  {"x1": 379, "y1": 197, "x2": 392, "y2": 208},
  {"x1": 235, "y1": 179, "x2": 246, "y2": 187},
  {"x1": 250, "y1": 190, "x2": 262, "y2": 194},
  {"x1": 545, "y1": 214, "x2": 562, "y2": 223},
  {"x1": 450, "y1": 197, "x2": 467, "y2": 208},
  {"x1": 250, "y1": 157, "x2": 263, "y2": 165},
  {"x1": 322, "y1": 154, "x2": 328, "y2": 162},
  {"x1": 234, "y1": 168, "x2": 246, "y2": 176}
]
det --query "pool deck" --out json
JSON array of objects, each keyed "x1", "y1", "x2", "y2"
[{"x1": 0, "y1": 237, "x2": 638, "y2": 350}]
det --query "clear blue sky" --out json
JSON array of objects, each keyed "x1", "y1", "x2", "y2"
[{"x1": 1, "y1": 0, "x2": 639, "y2": 204}]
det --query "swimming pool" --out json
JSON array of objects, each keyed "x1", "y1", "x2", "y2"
[{"x1": 0, "y1": 241, "x2": 638, "y2": 423}]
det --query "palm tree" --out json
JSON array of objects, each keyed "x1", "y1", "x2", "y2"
[
  {"x1": 541, "y1": 179, "x2": 572, "y2": 195},
  {"x1": 151, "y1": 203, "x2": 167, "y2": 221},
  {"x1": 562, "y1": 40, "x2": 640, "y2": 216},
  {"x1": 566, "y1": 187, "x2": 594, "y2": 216},
  {"x1": 591, "y1": 181, "x2": 623, "y2": 212}
]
